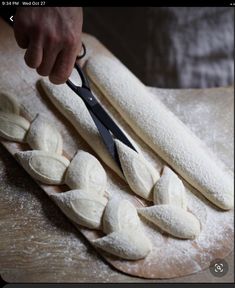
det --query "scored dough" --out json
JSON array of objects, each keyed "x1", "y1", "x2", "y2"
[
  {"x1": 86, "y1": 54, "x2": 234, "y2": 210},
  {"x1": 50, "y1": 189, "x2": 108, "y2": 230},
  {"x1": 15, "y1": 150, "x2": 70, "y2": 185},
  {"x1": 65, "y1": 150, "x2": 107, "y2": 195},
  {"x1": 93, "y1": 230, "x2": 152, "y2": 260},
  {"x1": 0, "y1": 92, "x2": 20, "y2": 114},
  {"x1": 26, "y1": 114, "x2": 63, "y2": 154},
  {"x1": 0, "y1": 112, "x2": 30, "y2": 142},
  {"x1": 153, "y1": 166, "x2": 187, "y2": 209},
  {"x1": 138, "y1": 204, "x2": 200, "y2": 239},
  {"x1": 103, "y1": 198, "x2": 141, "y2": 234},
  {"x1": 115, "y1": 140, "x2": 160, "y2": 200}
]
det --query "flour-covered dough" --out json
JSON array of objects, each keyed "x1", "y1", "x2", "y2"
[
  {"x1": 15, "y1": 150, "x2": 70, "y2": 185},
  {"x1": 0, "y1": 112, "x2": 30, "y2": 142},
  {"x1": 103, "y1": 198, "x2": 141, "y2": 234},
  {"x1": 65, "y1": 150, "x2": 107, "y2": 194},
  {"x1": 115, "y1": 140, "x2": 159, "y2": 200},
  {"x1": 26, "y1": 114, "x2": 63, "y2": 154},
  {"x1": 0, "y1": 92, "x2": 20, "y2": 114},
  {"x1": 86, "y1": 55, "x2": 234, "y2": 210},
  {"x1": 50, "y1": 189, "x2": 108, "y2": 229},
  {"x1": 153, "y1": 166, "x2": 187, "y2": 209},
  {"x1": 93, "y1": 230, "x2": 152, "y2": 260},
  {"x1": 138, "y1": 204, "x2": 200, "y2": 239}
]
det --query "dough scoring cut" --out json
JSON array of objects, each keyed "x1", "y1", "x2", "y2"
[
  {"x1": 103, "y1": 198, "x2": 141, "y2": 234},
  {"x1": 26, "y1": 114, "x2": 63, "y2": 154},
  {"x1": 65, "y1": 150, "x2": 107, "y2": 195},
  {"x1": 0, "y1": 92, "x2": 20, "y2": 114},
  {"x1": 15, "y1": 150, "x2": 70, "y2": 185},
  {"x1": 93, "y1": 230, "x2": 152, "y2": 260},
  {"x1": 138, "y1": 204, "x2": 200, "y2": 239},
  {"x1": 115, "y1": 140, "x2": 160, "y2": 200},
  {"x1": 153, "y1": 166, "x2": 187, "y2": 209},
  {"x1": 0, "y1": 112, "x2": 30, "y2": 142},
  {"x1": 50, "y1": 189, "x2": 108, "y2": 230},
  {"x1": 86, "y1": 54, "x2": 234, "y2": 210}
]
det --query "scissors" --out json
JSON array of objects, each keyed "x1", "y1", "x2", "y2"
[{"x1": 66, "y1": 44, "x2": 137, "y2": 171}]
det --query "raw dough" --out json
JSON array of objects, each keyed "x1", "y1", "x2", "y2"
[
  {"x1": 15, "y1": 150, "x2": 70, "y2": 185},
  {"x1": 0, "y1": 92, "x2": 20, "y2": 114},
  {"x1": 40, "y1": 78, "x2": 123, "y2": 179},
  {"x1": 0, "y1": 112, "x2": 30, "y2": 142},
  {"x1": 65, "y1": 150, "x2": 107, "y2": 194},
  {"x1": 115, "y1": 140, "x2": 160, "y2": 200},
  {"x1": 138, "y1": 204, "x2": 200, "y2": 239},
  {"x1": 153, "y1": 166, "x2": 187, "y2": 209},
  {"x1": 103, "y1": 198, "x2": 141, "y2": 234},
  {"x1": 93, "y1": 230, "x2": 152, "y2": 260},
  {"x1": 26, "y1": 114, "x2": 63, "y2": 154},
  {"x1": 86, "y1": 55, "x2": 234, "y2": 210},
  {"x1": 50, "y1": 189, "x2": 108, "y2": 230}
]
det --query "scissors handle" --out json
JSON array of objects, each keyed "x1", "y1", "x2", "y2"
[{"x1": 66, "y1": 62, "x2": 90, "y2": 92}]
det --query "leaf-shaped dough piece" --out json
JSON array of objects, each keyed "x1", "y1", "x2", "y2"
[
  {"x1": 153, "y1": 166, "x2": 187, "y2": 209},
  {"x1": 15, "y1": 150, "x2": 70, "y2": 185},
  {"x1": 0, "y1": 92, "x2": 20, "y2": 114},
  {"x1": 93, "y1": 230, "x2": 152, "y2": 260},
  {"x1": 65, "y1": 150, "x2": 107, "y2": 195},
  {"x1": 50, "y1": 189, "x2": 108, "y2": 229},
  {"x1": 26, "y1": 114, "x2": 63, "y2": 154},
  {"x1": 138, "y1": 204, "x2": 200, "y2": 239},
  {"x1": 0, "y1": 112, "x2": 30, "y2": 142},
  {"x1": 115, "y1": 140, "x2": 160, "y2": 200},
  {"x1": 103, "y1": 198, "x2": 141, "y2": 234}
]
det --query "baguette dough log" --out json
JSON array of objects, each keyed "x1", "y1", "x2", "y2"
[
  {"x1": 40, "y1": 78, "x2": 123, "y2": 179},
  {"x1": 86, "y1": 55, "x2": 234, "y2": 210}
]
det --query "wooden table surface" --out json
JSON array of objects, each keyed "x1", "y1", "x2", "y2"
[{"x1": 0, "y1": 18, "x2": 234, "y2": 283}]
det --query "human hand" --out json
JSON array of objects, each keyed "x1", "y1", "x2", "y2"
[{"x1": 14, "y1": 7, "x2": 83, "y2": 84}]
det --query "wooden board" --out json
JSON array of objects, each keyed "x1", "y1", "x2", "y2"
[{"x1": 0, "y1": 18, "x2": 234, "y2": 280}]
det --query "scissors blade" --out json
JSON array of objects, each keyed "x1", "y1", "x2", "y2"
[
  {"x1": 91, "y1": 103, "x2": 137, "y2": 152},
  {"x1": 86, "y1": 107, "x2": 123, "y2": 170}
]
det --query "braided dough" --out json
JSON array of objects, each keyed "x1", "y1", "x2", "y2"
[{"x1": 86, "y1": 55, "x2": 234, "y2": 210}]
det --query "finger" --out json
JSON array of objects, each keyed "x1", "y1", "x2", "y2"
[
  {"x1": 13, "y1": 25, "x2": 29, "y2": 49},
  {"x1": 49, "y1": 47, "x2": 77, "y2": 84},
  {"x1": 24, "y1": 38, "x2": 43, "y2": 69},
  {"x1": 37, "y1": 44, "x2": 62, "y2": 77}
]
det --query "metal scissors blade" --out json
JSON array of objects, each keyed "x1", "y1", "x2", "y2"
[{"x1": 66, "y1": 47, "x2": 137, "y2": 169}]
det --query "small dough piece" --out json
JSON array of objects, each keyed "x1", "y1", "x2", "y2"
[
  {"x1": 93, "y1": 230, "x2": 152, "y2": 260},
  {"x1": 153, "y1": 166, "x2": 187, "y2": 209},
  {"x1": 0, "y1": 112, "x2": 30, "y2": 142},
  {"x1": 138, "y1": 204, "x2": 200, "y2": 239},
  {"x1": 15, "y1": 150, "x2": 70, "y2": 185},
  {"x1": 115, "y1": 140, "x2": 160, "y2": 200},
  {"x1": 0, "y1": 92, "x2": 20, "y2": 114},
  {"x1": 26, "y1": 114, "x2": 63, "y2": 154},
  {"x1": 65, "y1": 150, "x2": 107, "y2": 194},
  {"x1": 50, "y1": 189, "x2": 108, "y2": 230},
  {"x1": 103, "y1": 198, "x2": 141, "y2": 234}
]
